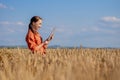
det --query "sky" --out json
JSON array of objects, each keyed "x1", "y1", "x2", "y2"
[{"x1": 0, "y1": 0, "x2": 120, "y2": 48}]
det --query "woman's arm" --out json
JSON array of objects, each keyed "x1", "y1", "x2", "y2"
[{"x1": 36, "y1": 40, "x2": 49, "y2": 50}]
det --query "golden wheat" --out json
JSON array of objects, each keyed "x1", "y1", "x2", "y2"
[{"x1": 0, "y1": 48, "x2": 120, "y2": 80}]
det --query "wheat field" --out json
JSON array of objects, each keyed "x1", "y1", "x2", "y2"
[{"x1": 0, "y1": 48, "x2": 120, "y2": 80}]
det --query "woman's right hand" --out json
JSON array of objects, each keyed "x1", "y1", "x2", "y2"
[{"x1": 44, "y1": 40, "x2": 49, "y2": 45}]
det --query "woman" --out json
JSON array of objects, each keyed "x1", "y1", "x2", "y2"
[{"x1": 26, "y1": 16, "x2": 53, "y2": 55}]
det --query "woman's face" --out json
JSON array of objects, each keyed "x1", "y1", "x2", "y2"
[{"x1": 32, "y1": 19, "x2": 42, "y2": 30}]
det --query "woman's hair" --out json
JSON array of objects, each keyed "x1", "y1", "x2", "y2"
[{"x1": 29, "y1": 16, "x2": 42, "y2": 29}]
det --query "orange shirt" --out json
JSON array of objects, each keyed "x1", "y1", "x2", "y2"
[{"x1": 26, "y1": 29, "x2": 47, "y2": 54}]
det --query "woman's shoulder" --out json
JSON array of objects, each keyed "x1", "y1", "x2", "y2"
[{"x1": 26, "y1": 29, "x2": 34, "y2": 37}]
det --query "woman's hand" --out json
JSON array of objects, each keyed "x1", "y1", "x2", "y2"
[{"x1": 44, "y1": 40, "x2": 49, "y2": 45}]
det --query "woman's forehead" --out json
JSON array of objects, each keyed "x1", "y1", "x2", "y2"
[{"x1": 36, "y1": 19, "x2": 42, "y2": 23}]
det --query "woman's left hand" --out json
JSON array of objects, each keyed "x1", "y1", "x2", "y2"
[{"x1": 44, "y1": 40, "x2": 49, "y2": 45}]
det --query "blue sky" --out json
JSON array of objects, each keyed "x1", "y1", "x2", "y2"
[{"x1": 0, "y1": 0, "x2": 120, "y2": 48}]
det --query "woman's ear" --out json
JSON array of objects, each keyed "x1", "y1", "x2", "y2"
[{"x1": 32, "y1": 22, "x2": 35, "y2": 26}]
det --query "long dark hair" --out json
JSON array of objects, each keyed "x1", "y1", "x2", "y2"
[{"x1": 28, "y1": 16, "x2": 42, "y2": 30}]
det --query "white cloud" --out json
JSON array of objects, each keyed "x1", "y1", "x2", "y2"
[
  {"x1": 56, "y1": 28, "x2": 65, "y2": 33},
  {"x1": 100, "y1": 16, "x2": 120, "y2": 28},
  {"x1": 16, "y1": 21, "x2": 25, "y2": 26},
  {"x1": 79, "y1": 16, "x2": 120, "y2": 35},
  {"x1": 0, "y1": 21, "x2": 10, "y2": 25},
  {"x1": 0, "y1": 21, "x2": 26, "y2": 35},
  {"x1": 80, "y1": 25, "x2": 117, "y2": 35},
  {"x1": 80, "y1": 26, "x2": 101, "y2": 32},
  {"x1": 101, "y1": 16, "x2": 120, "y2": 22},
  {"x1": 0, "y1": 21, "x2": 25, "y2": 26},
  {"x1": 0, "y1": 3, "x2": 7, "y2": 9},
  {"x1": 0, "y1": 3, "x2": 14, "y2": 10}
]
